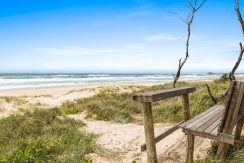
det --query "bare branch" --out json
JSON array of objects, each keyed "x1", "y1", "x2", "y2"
[
  {"x1": 229, "y1": 42, "x2": 244, "y2": 81},
  {"x1": 172, "y1": 0, "x2": 206, "y2": 88},
  {"x1": 206, "y1": 84, "x2": 217, "y2": 104},
  {"x1": 188, "y1": 0, "x2": 195, "y2": 10},
  {"x1": 167, "y1": 10, "x2": 188, "y2": 24},
  {"x1": 235, "y1": 0, "x2": 244, "y2": 35},
  {"x1": 195, "y1": 0, "x2": 207, "y2": 11},
  {"x1": 222, "y1": 1, "x2": 244, "y2": 98}
]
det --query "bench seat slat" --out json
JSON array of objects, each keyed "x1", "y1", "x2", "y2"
[
  {"x1": 204, "y1": 117, "x2": 222, "y2": 136},
  {"x1": 181, "y1": 105, "x2": 223, "y2": 129},
  {"x1": 180, "y1": 105, "x2": 220, "y2": 128},
  {"x1": 196, "y1": 110, "x2": 224, "y2": 133},
  {"x1": 181, "y1": 105, "x2": 225, "y2": 137},
  {"x1": 191, "y1": 108, "x2": 224, "y2": 131}
]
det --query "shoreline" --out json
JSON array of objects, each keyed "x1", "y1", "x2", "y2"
[
  {"x1": 0, "y1": 79, "x2": 217, "y2": 97},
  {"x1": 0, "y1": 82, "x2": 163, "y2": 97}
]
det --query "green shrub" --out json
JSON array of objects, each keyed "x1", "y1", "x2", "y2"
[{"x1": 219, "y1": 73, "x2": 229, "y2": 82}]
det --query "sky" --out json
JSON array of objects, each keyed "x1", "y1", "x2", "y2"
[{"x1": 0, "y1": 0, "x2": 244, "y2": 73}]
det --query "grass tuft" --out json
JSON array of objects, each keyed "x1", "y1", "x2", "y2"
[
  {"x1": 0, "y1": 108, "x2": 99, "y2": 162},
  {"x1": 0, "y1": 96, "x2": 27, "y2": 105},
  {"x1": 60, "y1": 88, "x2": 142, "y2": 123}
]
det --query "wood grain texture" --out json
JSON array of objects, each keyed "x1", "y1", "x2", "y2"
[
  {"x1": 180, "y1": 105, "x2": 219, "y2": 128},
  {"x1": 181, "y1": 105, "x2": 222, "y2": 130},
  {"x1": 142, "y1": 102, "x2": 158, "y2": 163},
  {"x1": 133, "y1": 87, "x2": 196, "y2": 102},
  {"x1": 182, "y1": 94, "x2": 190, "y2": 121},
  {"x1": 218, "y1": 81, "x2": 236, "y2": 133},
  {"x1": 186, "y1": 133, "x2": 194, "y2": 163}
]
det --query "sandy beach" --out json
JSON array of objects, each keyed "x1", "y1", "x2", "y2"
[{"x1": 0, "y1": 83, "x2": 213, "y2": 162}]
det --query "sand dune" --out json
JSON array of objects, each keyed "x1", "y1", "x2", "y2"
[{"x1": 0, "y1": 84, "x2": 212, "y2": 162}]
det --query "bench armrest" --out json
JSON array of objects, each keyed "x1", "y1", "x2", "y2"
[{"x1": 133, "y1": 87, "x2": 196, "y2": 102}]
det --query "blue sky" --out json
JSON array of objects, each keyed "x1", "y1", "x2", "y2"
[{"x1": 0, "y1": 0, "x2": 243, "y2": 73}]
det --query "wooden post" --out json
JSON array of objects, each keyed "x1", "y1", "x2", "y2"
[
  {"x1": 234, "y1": 117, "x2": 244, "y2": 150},
  {"x1": 142, "y1": 102, "x2": 157, "y2": 163},
  {"x1": 182, "y1": 94, "x2": 190, "y2": 121},
  {"x1": 216, "y1": 143, "x2": 229, "y2": 162},
  {"x1": 183, "y1": 94, "x2": 194, "y2": 163},
  {"x1": 186, "y1": 133, "x2": 195, "y2": 163}
]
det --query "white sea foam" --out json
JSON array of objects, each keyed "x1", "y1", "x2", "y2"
[{"x1": 0, "y1": 73, "x2": 234, "y2": 90}]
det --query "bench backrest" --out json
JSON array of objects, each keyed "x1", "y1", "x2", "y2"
[{"x1": 218, "y1": 80, "x2": 244, "y2": 134}]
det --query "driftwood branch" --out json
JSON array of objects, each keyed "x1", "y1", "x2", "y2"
[
  {"x1": 230, "y1": 0, "x2": 244, "y2": 81},
  {"x1": 206, "y1": 84, "x2": 217, "y2": 104},
  {"x1": 222, "y1": 0, "x2": 244, "y2": 98},
  {"x1": 236, "y1": 0, "x2": 244, "y2": 35},
  {"x1": 229, "y1": 42, "x2": 244, "y2": 81},
  {"x1": 172, "y1": 0, "x2": 207, "y2": 88}
]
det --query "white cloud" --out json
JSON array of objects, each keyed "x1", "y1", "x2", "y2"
[{"x1": 41, "y1": 46, "x2": 125, "y2": 56}]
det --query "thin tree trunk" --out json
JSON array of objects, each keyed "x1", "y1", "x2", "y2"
[
  {"x1": 222, "y1": 0, "x2": 244, "y2": 98},
  {"x1": 172, "y1": 0, "x2": 206, "y2": 88},
  {"x1": 206, "y1": 84, "x2": 217, "y2": 104}
]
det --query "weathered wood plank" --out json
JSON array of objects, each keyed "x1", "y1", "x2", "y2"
[
  {"x1": 216, "y1": 143, "x2": 229, "y2": 160},
  {"x1": 133, "y1": 87, "x2": 196, "y2": 102},
  {"x1": 210, "y1": 125, "x2": 220, "y2": 136},
  {"x1": 142, "y1": 102, "x2": 157, "y2": 163},
  {"x1": 234, "y1": 117, "x2": 244, "y2": 150},
  {"x1": 204, "y1": 117, "x2": 222, "y2": 136},
  {"x1": 141, "y1": 121, "x2": 183, "y2": 152},
  {"x1": 180, "y1": 105, "x2": 220, "y2": 128},
  {"x1": 230, "y1": 82, "x2": 244, "y2": 128},
  {"x1": 238, "y1": 96, "x2": 244, "y2": 116},
  {"x1": 218, "y1": 81, "x2": 236, "y2": 133},
  {"x1": 183, "y1": 105, "x2": 221, "y2": 130},
  {"x1": 196, "y1": 109, "x2": 224, "y2": 133},
  {"x1": 219, "y1": 133, "x2": 235, "y2": 145},
  {"x1": 220, "y1": 81, "x2": 241, "y2": 134},
  {"x1": 191, "y1": 109, "x2": 223, "y2": 132},
  {"x1": 183, "y1": 129, "x2": 235, "y2": 145}
]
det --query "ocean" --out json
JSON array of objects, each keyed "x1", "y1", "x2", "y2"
[{"x1": 0, "y1": 73, "x2": 233, "y2": 90}]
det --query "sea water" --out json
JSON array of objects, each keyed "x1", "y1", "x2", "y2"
[{"x1": 0, "y1": 73, "x2": 233, "y2": 90}]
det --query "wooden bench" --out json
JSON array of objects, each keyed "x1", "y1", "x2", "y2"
[{"x1": 180, "y1": 80, "x2": 244, "y2": 162}]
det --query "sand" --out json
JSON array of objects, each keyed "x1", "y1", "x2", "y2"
[{"x1": 0, "y1": 84, "x2": 212, "y2": 162}]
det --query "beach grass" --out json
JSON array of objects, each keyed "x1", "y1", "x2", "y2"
[
  {"x1": 0, "y1": 96, "x2": 27, "y2": 105},
  {"x1": 60, "y1": 80, "x2": 229, "y2": 123},
  {"x1": 60, "y1": 88, "x2": 142, "y2": 123},
  {"x1": 0, "y1": 108, "x2": 100, "y2": 162}
]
